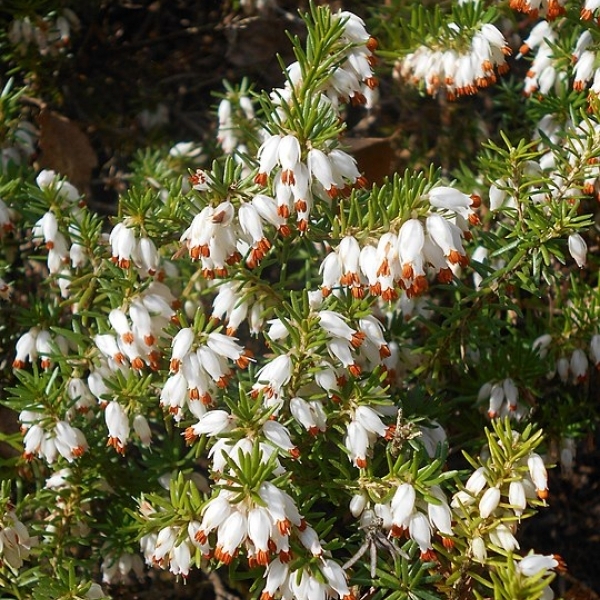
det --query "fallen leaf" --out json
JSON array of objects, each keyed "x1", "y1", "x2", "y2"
[
  {"x1": 342, "y1": 136, "x2": 393, "y2": 186},
  {"x1": 37, "y1": 109, "x2": 98, "y2": 197},
  {"x1": 224, "y1": 14, "x2": 305, "y2": 85}
]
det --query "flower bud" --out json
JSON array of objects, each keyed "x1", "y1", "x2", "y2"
[
  {"x1": 350, "y1": 493, "x2": 368, "y2": 517},
  {"x1": 471, "y1": 536, "x2": 487, "y2": 563},
  {"x1": 479, "y1": 486, "x2": 501, "y2": 518},
  {"x1": 568, "y1": 233, "x2": 587, "y2": 268},
  {"x1": 590, "y1": 334, "x2": 600, "y2": 367},
  {"x1": 570, "y1": 348, "x2": 588, "y2": 383},
  {"x1": 465, "y1": 467, "x2": 488, "y2": 495},
  {"x1": 489, "y1": 523, "x2": 519, "y2": 551},
  {"x1": 517, "y1": 553, "x2": 559, "y2": 576},
  {"x1": 527, "y1": 453, "x2": 548, "y2": 499},
  {"x1": 408, "y1": 512, "x2": 432, "y2": 553},
  {"x1": 133, "y1": 415, "x2": 152, "y2": 446},
  {"x1": 391, "y1": 483, "x2": 416, "y2": 526},
  {"x1": 556, "y1": 357, "x2": 569, "y2": 383},
  {"x1": 509, "y1": 480, "x2": 527, "y2": 517},
  {"x1": 532, "y1": 333, "x2": 552, "y2": 359}
]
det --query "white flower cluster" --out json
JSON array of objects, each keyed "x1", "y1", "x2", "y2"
[
  {"x1": 490, "y1": 116, "x2": 600, "y2": 258},
  {"x1": 181, "y1": 193, "x2": 289, "y2": 277},
  {"x1": 98, "y1": 290, "x2": 173, "y2": 368},
  {"x1": 141, "y1": 522, "x2": 199, "y2": 578},
  {"x1": 86, "y1": 285, "x2": 177, "y2": 453},
  {"x1": 398, "y1": 2, "x2": 600, "y2": 103},
  {"x1": 13, "y1": 327, "x2": 69, "y2": 371},
  {"x1": 182, "y1": 485, "x2": 354, "y2": 600},
  {"x1": 211, "y1": 280, "x2": 267, "y2": 335},
  {"x1": 321, "y1": 187, "x2": 479, "y2": 302},
  {"x1": 344, "y1": 404, "x2": 395, "y2": 469},
  {"x1": 148, "y1": 301, "x2": 396, "y2": 593},
  {"x1": 109, "y1": 220, "x2": 162, "y2": 277},
  {"x1": 318, "y1": 309, "x2": 390, "y2": 378},
  {"x1": 0, "y1": 118, "x2": 37, "y2": 171},
  {"x1": 350, "y1": 482, "x2": 454, "y2": 561},
  {"x1": 186, "y1": 409, "x2": 297, "y2": 474},
  {"x1": 570, "y1": 30, "x2": 600, "y2": 96},
  {"x1": 217, "y1": 95, "x2": 254, "y2": 155},
  {"x1": 140, "y1": 415, "x2": 354, "y2": 599},
  {"x1": 533, "y1": 332, "x2": 600, "y2": 385},
  {"x1": 193, "y1": 485, "x2": 305, "y2": 566},
  {"x1": 396, "y1": 22, "x2": 510, "y2": 100},
  {"x1": 12, "y1": 329, "x2": 97, "y2": 466},
  {"x1": 19, "y1": 410, "x2": 88, "y2": 463},
  {"x1": 520, "y1": 15, "x2": 600, "y2": 100},
  {"x1": 452, "y1": 452, "x2": 549, "y2": 562},
  {"x1": 555, "y1": 347, "x2": 590, "y2": 384},
  {"x1": 8, "y1": 9, "x2": 80, "y2": 56},
  {"x1": 33, "y1": 170, "x2": 86, "y2": 294},
  {"x1": 520, "y1": 21, "x2": 561, "y2": 96},
  {"x1": 254, "y1": 134, "x2": 366, "y2": 232},
  {"x1": 284, "y1": 11, "x2": 378, "y2": 110},
  {"x1": 509, "y1": 0, "x2": 566, "y2": 19},
  {"x1": 261, "y1": 305, "x2": 396, "y2": 468},
  {"x1": 239, "y1": 11, "x2": 376, "y2": 230},
  {"x1": 0, "y1": 509, "x2": 38, "y2": 571},
  {"x1": 94, "y1": 281, "x2": 176, "y2": 373},
  {"x1": 161, "y1": 326, "x2": 252, "y2": 422},
  {"x1": 561, "y1": 116, "x2": 600, "y2": 199},
  {"x1": 101, "y1": 550, "x2": 145, "y2": 585},
  {"x1": 478, "y1": 378, "x2": 523, "y2": 420},
  {"x1": 181, "y1": 13, "x2": 377, "y2": 279},
  {"x1": 469, "y1": 288, "x2": 599, "y2": 421}
]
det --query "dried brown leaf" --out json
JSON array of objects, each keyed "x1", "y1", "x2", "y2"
[
  {"x1": 37, "y1": 109, "x2": 98, "y2": 196},
  {"x1": 343, "y1": 137, "x2": 393, "y2": 186}
]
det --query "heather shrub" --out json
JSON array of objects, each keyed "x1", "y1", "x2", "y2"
[{"x1": 0, "y1": 1, "x2": 598, "y2": 599}]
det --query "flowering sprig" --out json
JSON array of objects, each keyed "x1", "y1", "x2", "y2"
[
  {"x1": 216, "y1": 78, "x2": 258, "y2": 161},
  {"x1": 322, "y1": 174, "x2": 480, "y2": 301},
  {"x1": 443, "y1": 420, "x2": 563, "y2": 596},
  {"x1": 285, "y1": 6, "x2": 378, "y2": 109},
  {"x1": 511, "y1": 0, "x2": 566, "y2": 19},
  {"x1": 247, "y1": 9, "x2": 376, "y2": 233},
  {"x1": 8, "y1": 8, "x2": 79, "y2": 57},
  {"x1": 0, "y1": 79, "x2": 38, "y2": 173},
  {"x1": 345, "y1": 439, "x2": 455, "y2": 565},
  {"x1": 392, "y1": 3, "x2": 510, "y2": 100},
  {"x1": 0, "y1": 489, "x2": 38, "y2": 573}
]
